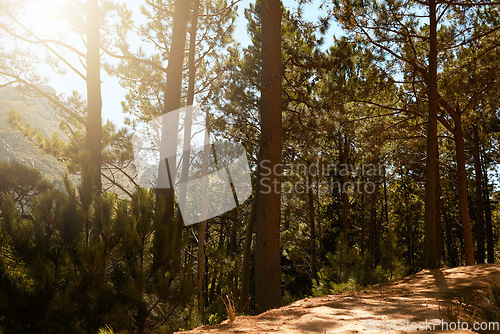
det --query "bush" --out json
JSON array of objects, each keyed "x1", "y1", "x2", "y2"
[
  {"x1": 0, "y1": 179, "x2": 195, "y2": 333},
  {"x1": 312, "y1": 236, "x2": 404, "y2": 297}
]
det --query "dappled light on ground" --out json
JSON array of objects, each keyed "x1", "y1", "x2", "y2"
[{"x1": 178, "y1": 264, "x2": 500, "y2": 333}]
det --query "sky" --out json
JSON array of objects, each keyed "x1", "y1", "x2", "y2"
[{"x1": 21, "y1": 0, "x2": 339, "y2": 127}]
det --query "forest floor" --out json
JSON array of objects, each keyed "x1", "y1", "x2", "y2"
[{"x1": 177, "y1": 264, "x2": 500, "y2": 333}]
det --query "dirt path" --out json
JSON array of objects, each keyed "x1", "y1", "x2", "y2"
[{"x1": 177, "y1": 264, "x2": 500, "y2": 333}]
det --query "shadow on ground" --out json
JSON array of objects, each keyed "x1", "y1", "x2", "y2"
[{"x1": 177, "y1": 264, "x2": 500, "y2": 334}]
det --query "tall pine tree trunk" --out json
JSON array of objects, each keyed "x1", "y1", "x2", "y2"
[
  {"x1": 435, "y1": 97, "x2": 475, "y2": 266},
  {"x1": 473, "y1": 124, "x2": 485, "y2": 263},
  {"x1": 155, "y1": 0, "x2": 192, "y2": 270},
  {"x1": 254, "y1": 0, "x2": 282, "y2": 314},
  {"x1": 454, "y1": 115, "x2": 475, "y2": 265},
  {"x1": 86, "y1": 0, "x2": 102, "y2": 193},
  {"x1": 424, "y1": 0, "x2": 440, "y2": 269}
]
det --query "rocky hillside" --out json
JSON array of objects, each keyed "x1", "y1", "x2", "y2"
[{"x1": 0, "y1": 86, "x2": 67, "y2": 187}]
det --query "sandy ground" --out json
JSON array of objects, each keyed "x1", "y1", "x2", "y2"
[{"x1": 177, "y1": 264, "x2": 500, "y2": 334}]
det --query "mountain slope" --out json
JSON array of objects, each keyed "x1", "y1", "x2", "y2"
[
  {"x1": 178, "y1": 264, "x2": 500, "y2": 334},
  {"x1": 0, "y1": 86, "x2": 67, "y2": 186}
]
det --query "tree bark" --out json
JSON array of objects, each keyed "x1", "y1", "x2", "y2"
[
  {"x1": 383, "y1": 165, "x2": 389, "y2": 225},
  {"x1": 482, "y1": 150, "x2": 495, "y2": 263},
  {"x1": 368, "y1": 178, "x2": 379, "y2": 266},
  {"x1": 86, "y1": 0, "x2": 102, "y2": 193},
  {"x1": 436, "y1": 164, "x2": 443, "y2": 266},
  {"x1": 316, "y1": 172, "x2": 323, "y2": 267},
  {"x1": 360, "y1": 181, "x2": 367, "y2": 255},
  {"x1": 442, "y1": 195, "x2": 458, "y2": 267},
  {"x1": 340, "y1": 136, "x2": 350, "y2": 245},
  {"x1": 254, "y1": 0, "x2": 282, "y2": 314},
  {"x1": 240, "y1": 195, "x2": 257, "y2": 313},
  {"x1": 307, "y1": 167, "x2": 317, "y2": 280},
  {"x1": 472, "y1": 124, "x2": 485, "y2": 263},
  {"x1": 434, "y1": 97, "x2": 475, "y2": 266},
  {"x1": 454, "y1": 115, "x2": 475, "y2": 265},
  {"x1": 424, "y1": 0, "x2": 440, "y2": 269},
  {"x1": 198, "y1": 219, "x2": 207, "y2": 324}
]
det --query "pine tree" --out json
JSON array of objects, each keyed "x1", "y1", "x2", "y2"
[{"x1": 254, "y1": 0, "x2": 283, "y2": 313}]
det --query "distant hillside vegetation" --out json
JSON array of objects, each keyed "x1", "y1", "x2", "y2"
[{"x1": 0, "y1": 86, "x2": 67, "y2": 188}]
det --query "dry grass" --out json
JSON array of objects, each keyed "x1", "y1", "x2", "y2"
[{"x1": 220, "y1": 293, "x2": 236, "y2": 323}]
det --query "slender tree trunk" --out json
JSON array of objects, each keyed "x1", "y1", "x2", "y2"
[
  {"x1": 424, "y1": 0, "x2": 440, "y2": 269},
  {"x1": 307, "y1": 167, "x2": 317, "y2": 280},
  {"x1": 454, "y1": 115, "x2": 475, "y2": 265},
  {"x1": 178, "y1": 0, "x2": 205, "y2": 322},
  {"x1": 240, "y1": 196, "x2": 256, "y2": 313},
  {"x1": 360, "y1": 183, "x2": 367, "y2": 255},
  {"x1": 435, "y1": 101, "x2": 475, "y2": 266},
  {"x1": 155, "y1": 0, "x2": 192, "y2": 270},
  {"x1": 482, "y1": 150, "x2": 495, "y2": 263},
  {"x1": 209, "y1": 265, "x2": 217, "y2": 304},
  {"x1": 177, "y1": 0, "x2": 199, "y2": 225},
  {"x1": 214, "y1": 224, "x2": 225, "y2": 299},
  {"x1": 368, "y1": 179, "x2": 379, "y2": 266},
  {"x1": 86, "y1": 0, "x2": 102, "y2": 193},
  {"x1": 229, "y1": 212, "x2": 238, "y2": 256},
  {"x1": 187, "y1": 0, "x2": 199, "y2": 109},
  {"x1": 383, "y1": 165, "x2": 389, "y2": 225},
  {"x1": 198, "y1": 110, "x2": 209, "y2": 323},
  {"x1": 402, "y1": 179, "x2": 415, "y2": 271},
  {"x1": 340, "y1": 136, "x2": 350, "y2": 245},
  {"x1": 228, "y1": 208, "x2": 240, "y2": 299},
  {"x1": 198, "y1": 220, "x2": 207, "y2": 324},
  {"x1": 316, "y1": 172, "x2": 322, "y2": 266},
  {"x1": 472, "y1": 124, "x2": 485, "y2": 263},
  {"x1": 436, "y1": 165, "x2": 443, "y2": 266},
  {"x1": 254, "y1": 0, "x2": 282, "y2": 313},
  {"x1": 442, "y1": 196, "x2": 458, "y2": 267}
]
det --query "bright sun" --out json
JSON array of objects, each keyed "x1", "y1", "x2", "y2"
[
  {"x1": 3, "y1": 0, "x2": 89, "y2": 95},
  {"x1": 21, "y1": 0, "x2": 82, "y2": 42}
]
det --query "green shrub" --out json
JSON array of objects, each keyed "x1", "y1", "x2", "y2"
[
  {"x1": 312, "y1": 236, "x2": 404, "y2": 297},
  {"x1": 0, "y1": 179, "x2": 195, "y2": 333}
]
